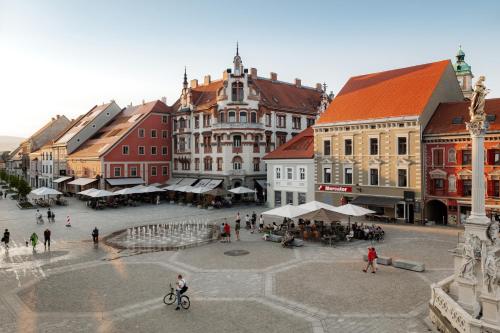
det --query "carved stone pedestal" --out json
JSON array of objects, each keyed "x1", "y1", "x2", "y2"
[
  {"x1": 457, "y1": 277, "x2": 481, "y2": 316},
  {"x1": 481, "y1": 293, "x2": 500, "y2": 325}
]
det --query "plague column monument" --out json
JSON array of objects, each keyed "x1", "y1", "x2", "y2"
[{"x1": 430, "y1": 77, "x2": 500, "y2": 332}]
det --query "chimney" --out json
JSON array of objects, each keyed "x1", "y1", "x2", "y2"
[
  {"x1": 295, "y1": 78, "x2": 301, "y2": 88},
  {"x1": 223, "y1": 70, "x2": 229, "y2": 80},
  {"x1": 190, "y1": 79, "x2": 198, "y2": 88},
  {"x1": 270, "y1": 72, "x2": 278, "y2": 81},
  {"x1": 204, "y1": 75, "x2": 211, "y2": 85},
  {"x1": 161, "y1": 96, "x2": 167, "y2": 104},
  {"x1": 316, "y1": 83, "x2": 322, "y2": 91},
  {"x1": 250, "y1": 68, "x2": 257, "y2": 79}
]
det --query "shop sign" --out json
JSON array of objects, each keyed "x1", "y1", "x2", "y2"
[{"x1": 318, "y1": 185, "x2": 352, "y2": 192}]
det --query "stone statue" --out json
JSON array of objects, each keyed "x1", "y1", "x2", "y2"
[
  {"x1": 487, "y1": 221, "x2": 499, "y2": 246},
  {"x1": 459, "y1": 234, "x2": 480, "y2": 280},
  {"x1": 469, "y1": 76, "x2": 489, "y2": 120},
  {"x1": 484, "y1": 249, "x2": 498, "y2": 293}
]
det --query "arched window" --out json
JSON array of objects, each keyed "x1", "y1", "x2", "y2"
[
  {"x1": 232, "y1": 82, "x2": 244, "y2": 102},
  {"x1": 250, "y1": 112, "x2": 257, "y2": 123},
  {"x1": 240, "y1": 111, "x2": 247, "y2": 123},
  {"x1": 448, "y1": 148, "x2": 456, "y2": 163},
  {"x1": 228, "y1": 111, "x2": 236, "y2": 123},
  {"x1": 232, "y1": 156, "x2": 242, "y2": 170},
  {"x1": 219, "y1": 111, "x2": 225, "y2": 123}
]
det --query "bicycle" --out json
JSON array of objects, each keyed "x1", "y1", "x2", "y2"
[
  {"x1": 36, "y1": 216, "x2": 44, "y2": 225},
  {"x1": 163, "y1": 283, "x2": 190, "y2": 309}
]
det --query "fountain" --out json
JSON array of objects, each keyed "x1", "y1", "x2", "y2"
[{"x1": 429, "y1": 77, "x2": 500, "y2": 332}]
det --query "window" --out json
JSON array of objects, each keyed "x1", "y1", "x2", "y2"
[
  {"x1": 162, "y1": 146, "x2": 168, "y2": 155},
  {"x1": 203, "y1": 114, "x2": 211, "y2": 127},
  {"x1": 307, "y1": 118, "x2": 315, "y2": 127},
  {"x1": 276, "y1": 167, "x2": 281, "y2": 180},
  {"x1": 232, "y1": 81, "x2": 244, "y2": 101},
  {"x1": 323, "y1": 167, "x2": 331, "y2": 183},
  {"x1": 323, "y1": 140, "x2": 331, "y2": 156},
  {"x1": 195, "y1": 158, "x2": 200, "y2": 171},
  {"x1": 286, "y1": 167, "x2": 293, "y2": 180},
  {"x1": 138, "y1": 146, "x2": 145, "y2": 155},
  {"x1": 462, "y1": 180, "x2": 472, "y2": 196},
  {"x1": 274, "y1": 191, "x2": 282, "y2": 206},
  {"x1": 434, "y1": 179, "x2": 444, "y2": 190},
  {"x1": 179, "y1": 118, "x2": 186, "y2": 129},
  {"x1": 369, "y1": 168, "x2": 379, "y2": 186},
  {"x1": 494, "y1": 180, "x2": 500, "y2": 197},
  {"x1": 265, "y1": 114, "x2": 271, "y2": 126},
  {"x1": 494, "y1": 150, "x2": 500, "y2": 165},
  {"x1": 130, "y1": 167, "x2": 137, "y2": 177},
  {"x1": 194, "y1": 116, "x2": 199, "y2": 128},
  {"x1": 253, "y1": 158, "x2": 260, "y2": 171},
  {"x1": 204, "y1": 157, "x2": 212, "y2": 171},
  {"x1": 162, "y1": 166, "x2": 168, "y2": 176},
  {"x1": 433, "y1": 149, "x2": 444, "y2": 166},
  {"x1": 299, "y1": 167, "x2": 305, "y2": 180},
  {"x1": 49, "y1": 152, "x2": 52, "y2": 160},
  {"x1": 162, "y1": 130, "x2": 168, "y2": 139},
  {"x1": 233, "y1": 135, "x2": 241, "y2": 147},
  {"x1": 292, "y1": 116, "x2": 301, "y2": 130},
  {"x1": 286, "y1": 192, "x2": 293, "y2": 204},
  {"x1": 162, "y1": 115, "x2": 168, "y2": 123},
  {"x1": 250, "y1": 112, "x2": 257, "y2": 123},
  {"x1": 151, "y1": 129, "x2": 157, "y2": 138},
  {"x1": 276, "y1": 115, "x2": 286, "y2": 128},
  {"x1": 217, "y1": 158, "x2": 223, "y2": 171},
  {"x1": 151, "y1": 146, "x2": 157, "y2": 155},
  {"x1": 239, "y1": 112, "x2": 247, "y2": 123},
  {"x1": 122, "y1": 145, "x2": 129, "y2": 155},
  {"x1": 151, "y1": 166, "x2": 157, "y2": 176},
  {"x1": 277, "y1": 134, "x2": 287, "y2": 147},
  {"x1": 398, "y1": 137, "x2": 407, "y2": 155},
  {"x1": 138, "y1": 128, "x2": 145, "y2": 138},
  {"x1": 298, "y1": 192, "x2": 306, "y2": 205},
  {"x1": 369, "y1": 138, "x2": 378, "y2": 155},
  {"x1": 462, "y1": 150, "x2": 472, "y2": 165},
  {"x1": 344, "y1": 167, "x2": 353, "y2": 184},
  {"x1": 448, "y1": 148, "x2": 456, "y2": 162},
  {"x1": 448, "y1": 175, "x2": 456, "y2": 192},
  {"x1": 233, "y1": 156, "x2": 242, "y2": 170},
  {"x1": 114, "y1": 167, "x2": 121, "y2": 177},
  {"x1": 344, "y1": 139, "x2": 352, "y2": 155},
  {"x1": 219, "y1": 112, "x2": 225, "y2": 123},
  {"x1": 228, "y1": 111, "x2": 236, "y2": 123},
  {"x1": 398, "y1": 169, "x2": 408, "y2": 187}
]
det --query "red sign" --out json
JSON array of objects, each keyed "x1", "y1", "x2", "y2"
[{"x1": 318, "y1": 185, "x2": 352, "y2": 193}]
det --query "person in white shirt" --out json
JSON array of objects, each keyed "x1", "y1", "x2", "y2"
[{"x1": 175, "y1": 274, "x2": 187, "y2": 310}]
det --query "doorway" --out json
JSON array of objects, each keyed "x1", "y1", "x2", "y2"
[{"x1": 425, "y1": 200, "x2": 448, "y2": 225}]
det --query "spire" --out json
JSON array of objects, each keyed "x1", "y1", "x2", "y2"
[
  {"x1": 323, "y1": 82, "x2": 327, "y2": 93},
  {"x1": 183, "y1": 66, "x2": 188, "y2": 89},
  {"x1": 236, "y1": 41, "x2": 239, "y2": 56},
  {"x1": 233, "y1": 42, "x2": 243, "y2": 75}
]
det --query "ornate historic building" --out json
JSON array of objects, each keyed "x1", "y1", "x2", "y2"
[{"x1": 171, "y1": 47, "x2": 331, "y2": 197}]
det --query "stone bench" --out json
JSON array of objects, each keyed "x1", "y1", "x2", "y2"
[
  {"x1": 362, "y1": 254, "x2": 392, "y2": 265},
  {"x1": 393, "y1": 259, "x2": 425, "y2": 272}
]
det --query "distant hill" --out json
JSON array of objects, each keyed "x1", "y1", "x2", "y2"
[{"x1": 0, "y1": 136, "x2": 25, "y2": 152}]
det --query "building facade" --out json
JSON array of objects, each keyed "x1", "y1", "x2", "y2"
[
  {"x1": 314, "y1": 60, "x2": 465, "y2": 223},
  {"x1": 423, "y1": 98, "x2": 500, "y2": 225},
  {"x1": 66, "y1": 100, "x2": 172, "y2": 190},
  {"x1": 172, "y1": 48, "x2": 330, "y2": 198},
  {"x1": 263, "y1": 127, "x2": 315, "y2": 207}
]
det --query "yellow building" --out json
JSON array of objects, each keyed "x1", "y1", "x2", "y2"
[{"x1": 314, "y1": 60, "x2": 464, "y2": 223}]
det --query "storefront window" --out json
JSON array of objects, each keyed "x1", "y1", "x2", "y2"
[
  {"x1": 298, "y1": 192, "x2": 306, "y2": 205},
  {"x1": 286, "y1": 192, "x2": 293, "y2": 204},
  {"x1": 396, "y1": 203, "x2": 405, "y2": 219}
]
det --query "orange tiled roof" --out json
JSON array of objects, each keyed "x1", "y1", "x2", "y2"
[
  {"x1": 263, "y1": 127, "x2": 314, "y2": 160},
  {"x1": 69, "y1": 100, "x2": 170, "y2": 158},
  {"x1": 317, "y1": 60, "x2": 451, "y2": 124},
  {"x1": 424, "y1": 98, "x2": 500, "y2": 135}
]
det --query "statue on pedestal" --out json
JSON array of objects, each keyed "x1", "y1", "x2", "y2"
[
  {"x1": 459, "y1": 234, "x2": 481, "y2": 281},
  {"x1": 469, "y1": 76, "x2": 489, "y2": 120}
]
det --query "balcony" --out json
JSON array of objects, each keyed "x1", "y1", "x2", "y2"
[
  {"x1": 212, "y1": 122, "x2": 264, "y2": 130},
  {"x1": 228, "y1": 169, "x2": 246, "y2": 176}
]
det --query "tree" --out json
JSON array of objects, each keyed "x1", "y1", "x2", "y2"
[
  {"x1": 16, "y1": 178, "x2": 31, "y2": 199},
  {"x1": 8, "y1": 175, "x2": 19, "y2": 189},
  {"x1": 0, "y1": 169, "x2": 7, "y2": 182}
]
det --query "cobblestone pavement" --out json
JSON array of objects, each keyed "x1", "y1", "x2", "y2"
[{"x1": 0, "y1": 197, "x2": 458, "y2": 332}]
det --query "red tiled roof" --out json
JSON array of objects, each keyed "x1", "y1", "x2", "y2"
[
  {"x1": 424, "y1": 98, "x2": 500, "y2": 135},
  {"x1": 263, "y1": 127, "x2": 314, "y2": 160},
  {"x1": 317, "y1": 60, "x2": 451, "y2": 124},
  {"x1": 69, "y1": 100, "x2": 170, "y2": 158}
]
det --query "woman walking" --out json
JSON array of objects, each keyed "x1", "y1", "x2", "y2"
[
  {"x1": 235, "y1": 218, "x2": 241, "y2": 241},
  {"x1": 363, "y1": 247, "x2": 378, "y2": 274}
]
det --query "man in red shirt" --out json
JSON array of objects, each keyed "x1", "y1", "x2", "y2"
[
  {"x1": 224, "y1": 222, "x2": 231, "y2": 243},
  {"x1": 363, "y1": 247, "x2": 377, "y2": 274}
]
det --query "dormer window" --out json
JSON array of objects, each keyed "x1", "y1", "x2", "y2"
[{"x1": 232, "y1": 82, "x2": 244, "y2": 102}]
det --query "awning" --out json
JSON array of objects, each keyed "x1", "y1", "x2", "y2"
[
  {"x1": 106, "y1": 178, "x2": 145, "y2": 186},
  {"x1": 68, "y1": 178, "x2": 98, "y2": 186},
  {"x1": 351, "y1": 195, "x2": 402, "y2": 207},
  {"x1": 255, "y1": 179, "x2": 267, "y2": 190},
  {"x1": 204, "y1": 179, "x2": 223, "y2": 190},
  {"x1": 177, "y1": 178, "x2": 198, "y2": 186},
  {"x1": 53, "y1": 176, "x2": 72, "y2": 184},
  {"x1": 193, "y1": 179, "x2": 212, "y2": 188},
  {"x1": 165, "y1": 178, "x2": 182, "y2": 185}
]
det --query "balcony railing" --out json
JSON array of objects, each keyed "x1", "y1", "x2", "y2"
[{"x1": 212, "y1": 122, "x2": 264, "y2": 130}]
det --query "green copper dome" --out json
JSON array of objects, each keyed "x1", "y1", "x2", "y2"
[{"x1": 454, "y1": 46, "x2": 472, "y2": 74}]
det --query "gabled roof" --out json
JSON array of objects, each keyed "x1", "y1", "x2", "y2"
[
  {"x1": 317, "y1": 60, "x2": 451, "y2": 124},
  {"x1": 263, "y1": 127, "x2": 314, "y2": 160},
  {"x1": 68, "y1": 100, "x2": 170, "y2": 158},
  {"x1": 424, "y1": 98, "x2": 500, "y2": 135}
]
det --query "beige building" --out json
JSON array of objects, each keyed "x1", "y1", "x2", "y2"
[{"x1": 314, "y1": 60, "x2": 464, "y2": 223}]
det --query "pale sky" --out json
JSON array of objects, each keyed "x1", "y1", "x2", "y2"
[{"x1": 1, "y1": 0, "x2": 499, "y2": 137}]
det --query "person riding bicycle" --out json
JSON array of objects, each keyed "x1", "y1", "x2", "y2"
[
  {"x1": 175, "y1": 274, "x2": 188, "y2": 311},
  {"x1": 35, "y1": 210, "x2": 43, "y2": 223}
]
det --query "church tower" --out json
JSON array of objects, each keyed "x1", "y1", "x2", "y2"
[{"x1": 453, "y1": 46, "x2": 474, "y2": 99}]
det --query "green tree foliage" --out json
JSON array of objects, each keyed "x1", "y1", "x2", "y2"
[{"x1": 16, "y1": 178, "x2": 31, "y2": 199}]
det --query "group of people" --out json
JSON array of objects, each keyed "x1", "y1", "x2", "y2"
[
  {"x1": 35, "y1": 208, "x2": 56, "y2": 224},
  {"x1": 28, "y1": 228, "x2": 51, "y2": 251},
  {"x1": 351, "y1": 223, "x2": 385, "y2": 241}
]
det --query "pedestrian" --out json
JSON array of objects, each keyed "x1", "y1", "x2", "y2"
[
  {"x1": 2, "y1": 229, "x2": 10, "y2": 249},
  {"x1": 66, "y1": 215, "x2": 71, "y2": 227},
  {"x1": 47, "y1": 208, "x2": 52, "y2": 222},
  {"x1": 220, "y1": 222, "x2": 226, "y2": 242},
  {"x1": 363, "y1": 246, "x2": 377, "y2": 274},
  {"x1": 175, "y1": 274, "x2": 187, "y2": 311},
  {"x1": 4, "y1": 191, "x2": 7, "y2": 198},
  {"x1": 30, "y1": 232, "x2": 38, "y2": 251},
  {"x1": 43, "y1": 228, "x2": 51, "y2": 250},
  {"x1": 0, "y1": 190, "x2": 3, "y2": 199},
  {"x1": 251, "y1": 211, "x2": 257, "y2": 234},
  {"x1": 156, "y1": 195, "x2": 160, "y2": 205},
  {"x1": 224, "y1": 222, "x2": 231, "y2": 243},
  {"x1": 245, "y1": 214, "x2": 250, "y2": 230},
  {"x1": 259, "y1": 214, "x2": 264, "y2": 232},
  {"x1": 235, "y1": 217, "x2": 241, "y2": 241},
  {"x1": 92, "y1": 227, "x2": 99, "y2": 243}
]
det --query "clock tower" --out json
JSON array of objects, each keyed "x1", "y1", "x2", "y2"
[{"x1": 453, "y1": 46, "x2": 474, "y2": 99}]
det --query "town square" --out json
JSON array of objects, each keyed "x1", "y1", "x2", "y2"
[{"x1": 1, "y1": 1, "x2": 500, "y2": 332}]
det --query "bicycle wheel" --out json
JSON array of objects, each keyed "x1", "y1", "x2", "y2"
[
  {"x1": 163, "y1": 293, "x2": 176, "y2": 305},
  {"x1": 180, "y1": 296, "x2": 190, "y2": 309}
]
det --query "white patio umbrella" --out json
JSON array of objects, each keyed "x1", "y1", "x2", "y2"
[
  {"x1": 77, "y1": 188, "x2": 99, "y2": 196},
  {"x1": 113, "y1": 187, "x2": 143, "y2": 195},
  {"x1": 86, "y1": 189, "x2": 116, "y2": 198},
  {"x1": 175, "y1": 185, "x2": 194, "y2": 193},
  {"x1": 138, "y1": 185, "x2": 165, "y2": 193},
  {"x1": 331, "y1": 203, "x2": 375, "y2": 228},
  {"x1": 31, "y1": 187, "x2": 62, "y2": 196},
  {"x1": 228, "y1": 186, "x2": 256, "y2": 194},
  {"x1": 262, "y1": 204, "x2": 309, "y2": 219},
  {"x1": 298, "y1": 201, "x2": 338, "y2": 212}
]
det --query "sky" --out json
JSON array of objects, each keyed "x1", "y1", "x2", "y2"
[{"x1": 0, "y1": 0, "x2": 499, "y2": 137}]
